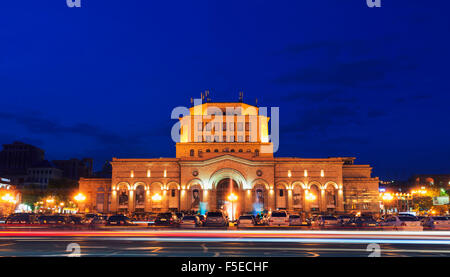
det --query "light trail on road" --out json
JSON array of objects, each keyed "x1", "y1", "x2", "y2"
[{"x1": 0, "y1": 230, "x2": 449, "y2": 245}]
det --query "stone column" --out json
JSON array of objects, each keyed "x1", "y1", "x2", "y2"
[
  {"x1": 287, "y1": 188, "x2": 293, "y2": 211},
  {"x1": 320, "y1": 188, "x2": 326, "y2": 212},
  {"x1": 337, "y1": 187, "x2": 345, "y2": 212},
  {"x1": 111, "y1": 190, "x2": 117, "y2": 212},
  {"x1": 128, "y1": 190, "x2": 135, "y2": 213},
  {"x1": 145, "y1": 190, "x2": 151, "y2": 212}
]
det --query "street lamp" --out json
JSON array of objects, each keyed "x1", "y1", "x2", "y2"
[
  {"x1": 228, "y1": 193, "x2": 238, "y2": 221},
  {"x1": 74, "y1": 193, "x2": 86, "y2": 202}
]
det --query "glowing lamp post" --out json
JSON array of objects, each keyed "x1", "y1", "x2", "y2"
[
  {"x1": 74, "y1": 193, "x2": 86, "y2": 213},
  {"x1": 228, "y1": 193, "x2": 238, "y2": 221}
]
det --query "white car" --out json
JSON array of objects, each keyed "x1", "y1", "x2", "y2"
[
  {"x1": 180, "y1": 215, "x2": 201, "y2": 228},
  {"x1": 317, "y1": 216, "x2": 340, "y2": 228},
  {"x1": 237, "y1": 215, "x2": 256, "y2": 228},
  {"x1": 268, "y1": 211, "x2": 289, "y2": 227},
  {"x1": 384, "y1": 216, "x2": 423, "y2": 231},
  {"x1": 422, "y1": 216, "x2": 450, "y2": 230}
]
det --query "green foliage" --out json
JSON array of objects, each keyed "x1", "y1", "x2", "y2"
[{"x1": 413, "y1": 196, "x2": 433, "y2": 211}]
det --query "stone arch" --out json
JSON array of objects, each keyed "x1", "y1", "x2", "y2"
[
  {"x1": 307, "y1": 181, "x2": 322, "y2": 190},
  {"x1": 134, "y1": 182, "x2": 146, "y2": 209},
  {"x1": 186, "y1": 178, "x2": 204, "y2": 190},
  {"x1": 149, "y1": 182, "x2": 163, "y2": 210},
  {"x1": 308, "y1": 183, "x2": 321, "y2": 210},
  {"x1": 116, "y1": 182, "x2": 130, "y2": 209},
  {"x1": 250, "y1": 178, "x2": 270, "y2": 190},
  {"x1": 275, "y1": 182, "x2": 288, "y2": 210},
  {"x1": 292, "y1": 181, "x2": 307, "y2": 190},
  {"x1": 324, "y1": 181, "x2": 338, "y2": 190},
  {"x1": 133, "y1": 181, "x2": 147, "y2": 190},
  {"x1": 208, "y1": 168, "x2": 247, "y2": 190}
]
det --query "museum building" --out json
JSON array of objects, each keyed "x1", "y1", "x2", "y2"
[{"x1": 78, "y1": 100, "x2": 380, "y2": 217}]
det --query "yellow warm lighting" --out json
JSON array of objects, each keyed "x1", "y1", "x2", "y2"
[
  {"x1": 164, "y1": 169, "x2": 167, "y2": 178},
  {"x1": 152, "y1": 193, "x2": 162, "y2": 201},
  {"x1": 147, "y1": 169, "x2": 151, "y2": 177},
  {"x1": 74, "y1": 193, "x2": 86, "y2": 202},
  {"x1": 304, "y1": 170, "x2": 308, "y2": 177},
  {"x1": 382, "y1": 193, "x2": 394, "y2": 201},
  {"x1": 227, "y1": 193, "x2": 238, "y2": 202},
  {"x1": 287, "y1": 170, "x2": 292, "y2": 178},
  {"x1": 305, "y1": 192, "x2": 316, "y2": 201},
  {"x1": 321, "y1": 170, "x2": 324, "y2": 177},
  {"x1": 1, "y1": 193, "x2": 15, "y2": 203}
]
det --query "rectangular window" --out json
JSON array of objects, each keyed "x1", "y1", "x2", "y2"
[
  {"x1": 197, "y1": 136, "x2": 202, "y2": 142},
  {"x1": 229, "y1": 122, "x2": 234, "y2": 131},
  {"x1": 206, "y1": 124, "x2": 211, "y2": 131},
  {"x1": 214, "y1": 136, "x2": 219, "y2": 142},
  {"x1": 238, "y1": 136, "x2": 244, "y2": 142},
  {"x1": 171, "y1": 189, "x2": 176, "y2": 197},
  {"x1": 214, "y1": 122, "x2": 220, "y2": 131},
  {"x1": 229, "y1": 136, "x2": 234, "y2": 142},
  {"x1": 197, "y1": 122, "x2": 202, "y2": 131},
  {"x1": 279, "y1": 189, "x2": 284, "y2": 197},
  {"x1": 237, "y1": 122, "x2": 243, "y2": 131},
  {"x1": 206, "y1": 136, "x2": 211, "y2": 142}
]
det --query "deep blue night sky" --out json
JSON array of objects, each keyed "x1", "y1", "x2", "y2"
[{"x1": 1, "y1": 1, "x2": 449, "y2": 180}]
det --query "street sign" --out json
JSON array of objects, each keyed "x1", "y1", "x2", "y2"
[{"x1": 433, "y1": 196, "x2": 449, "y2": 206}]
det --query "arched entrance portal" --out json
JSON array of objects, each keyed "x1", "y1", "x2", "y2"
[{"x1": 216, "y1": 178, "x2": 239, "y2": 211}]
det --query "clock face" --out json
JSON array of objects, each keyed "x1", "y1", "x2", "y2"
[
  {"x1": 192, "y1": 170, "x2": 199, "y2": 177},
  {"x1": 256, "y1": 170, "x2": 263, "y2": 177}
]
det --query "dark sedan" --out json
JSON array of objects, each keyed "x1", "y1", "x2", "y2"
[{"x1": 106, "y1": 215, "x2": 133, "y2": 225}]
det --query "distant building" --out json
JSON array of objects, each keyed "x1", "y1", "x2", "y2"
[
  {"x1": 53, "y1": 158, "x2": 93, "y2": 180},
  {"x1": 24, "y1": 160, "x2": 63, "y2": 188},
  {"x1": 411, "y1": 174, "x2": 450, "y2": 188},
  {"x1": 0, "y1": 141, "x2": 45, "y2": 184},
  {"x1": 0, "y1": 177, "x2": 20, "y2": 216},
  {"x1": 93, "y1": 161, "x2": 112, "y2": 178}
]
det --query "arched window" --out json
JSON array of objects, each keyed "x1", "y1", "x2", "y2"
[
  {"x1": 255, "y1": 149, "x2": 259, "y2": 156},
  {"x1": 238, "y1": 149, "x2": 243, "y2": 152},
  {"x1": 230, "y1": 149, "x2": 235, "y2": 152},
  {"x1": 214, "y1": 149, "x2": 219, "y2": 152},
  {"x1": 206, "y1": 149, "x2": 210, "y2": 153}
]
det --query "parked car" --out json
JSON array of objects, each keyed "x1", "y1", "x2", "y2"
[
  {"x1": 197, "y1": 214, "x2": 206, "y2": 226},
  {"x1": 38, "y1": 215, "x2": 68, "y2": 224},
  {"x1": 154, "y1": 212, "x2": 179, "y2": 226},
  {"x1": 317, "y1": 216, "x2": 339, "y2": 228},
  {"x1": 289, "y1": 214, "x2": 302, "y2": 226},
  {"x1": 422, "y1": 216, "x2": 450, "y2": 230},
  {"x1": 180, "y1": 215, "x2": 201, "y2": 228},
  {"x1": 268, "y1": 211, "x2": 289, "y2": 227},
  {"x1": 337, "y1": 215, "x2": 353, "y2": 225},
  {"x1": 0, "y1": 217, "x2": 6, "y2": 224},
  {"x1": 204, "y1": 211, "x2": 228, "y2": 227},
  {"x1": 237, "y1": 215, "x2": 256, "y2": 228},
  {"x1": 82, "y1": 213, "x2": 101, "y2": 224},
  {"x1": 176, "y1": 212, "x2": 184, "y2": 223},
  {"x1": 5, "y1": 213, "x2": 36, "y2": 224},
  {"x1": 67, "y1": 215, "x2": 83, "y2": 225},
  {"x1": 344, "y1": 216, "x2": 378, "y2": 228},
  {"x1": 106, "y1": 215, "x2": 133, "y2": 226},
  {"x1": 383, "y1": 215, "x2": 423, "y2": 231}
]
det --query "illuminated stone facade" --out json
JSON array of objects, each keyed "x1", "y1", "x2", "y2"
[{"x1": 78, "y1": 102, "x2": 379, "y2": 216}]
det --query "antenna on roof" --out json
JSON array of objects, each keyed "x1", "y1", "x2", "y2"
[
  {"x1": 239, "y1": 91, "x2": 243, "y2": 102},
  {"x1": 255, "y1": 98, "x2": 258, "y2": 106},
  {"x1": 205, "y1": 90, "x2": 210, "y2": 102}
]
